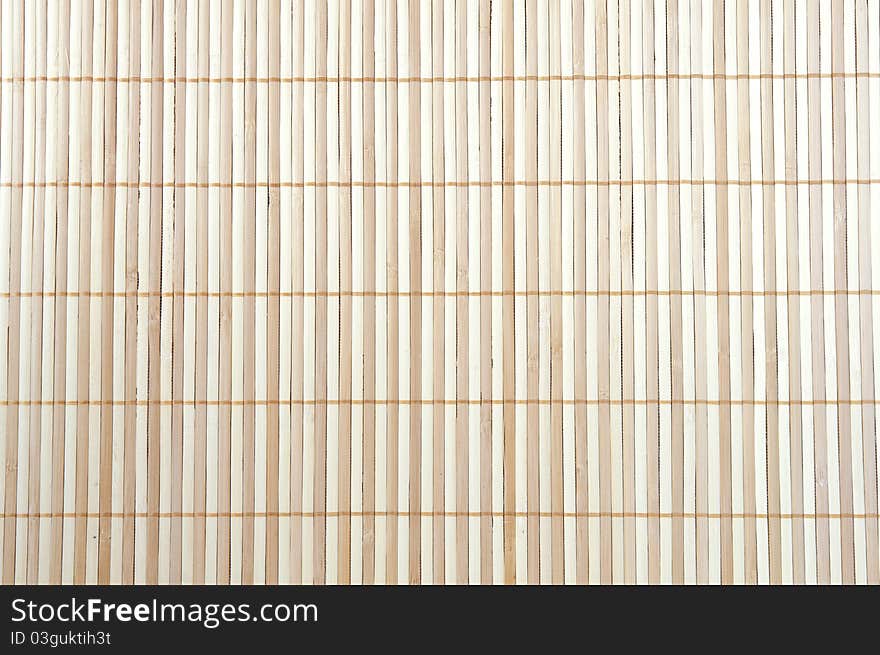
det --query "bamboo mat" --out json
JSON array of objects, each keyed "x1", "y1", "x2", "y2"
[{"x1": 1, "y1": 0, "x2": 879, "y2": 585}]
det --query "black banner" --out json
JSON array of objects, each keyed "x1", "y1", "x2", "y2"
[{"x1": 0, "y1": 585, "x2": 873, "y2": 651}]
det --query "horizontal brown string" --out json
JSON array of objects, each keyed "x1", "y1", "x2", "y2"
[
  {"x1": 1, "y1": 179, "x2": 877, "y2": 188},
  {"x1": 2, "y1": 72, "x2": 880, "y2": 84},
  {"x1": 1, "y1": 289, "x2": 878, "y2": 299},
  {"x1": 1, "y1": 399, "x2": 876, "y2": 407},
  {"x1": 2, "y1": 511, "x2": 876, "y2": 520}
]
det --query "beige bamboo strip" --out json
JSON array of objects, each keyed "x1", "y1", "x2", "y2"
[
  {"x1": 169, "y1": 0, "x2": 186, "y2": 585},
  {"x1": 759, "y1": 0, "x2": 781, "y2": 585},
  {"x1": 361, "y1": 0, "x2": 376, "y2": 586},
  {"x1": 782, "y1": 0, "x2": 805, "y2": 585},
  {"x1": 49, "y1": 0, "x2": 71, "y2": 585},
  {"x1": 642, "y1": 0, "x2": 661, "y2": 585},
  {"x1": 192, "y1": 0, "x2": 209, "y2": 586},
  {"x1": 265, "y1": 0, "x2": 282, "y2": 586},
  {"x1": 596, "y1": 0, "x2": 612, "y2": 584},
  {"x1": 26, "y1": 0, "x2": 47, "y2": 585},
  {"x1": 736, "y1": 0, "x2": 757, "y2": 585},
  {"x1": 313, "y1": 0, "x2": 328, "y2": 585},
  {"x1": 146, "y1": 0, "x2": 164, "y2": 585},
  {"x1": 337, "y1": 0, "x2": 353, "y2": 586},
  {"x1": 73, "y1": 0, "x2": 95, "y2": 585},
  {"x1": 689, "y1": 0, "x2": 709, "y2": 585},
  {"x1": 807, "y1": 0, "x2": 830, "y2": 584},
  {"x1": 241, "y1": 0, "x2": 257, "y2": 585},
  {"x1": 478, "y1": 0, "x2": 493, "y2": 586},
  {"x1": 548, "y1": 0, "x2": 564, "y2": 586},
  {"x1": 501, "y1": 0, "x2": 516, "y2": 585},
  {"x1": 667, "y1": 0, "x2": 685, "y2": 585},
  {"x1": 830, "y1": 0, "x2": 854, "y2": 585},
  {"x1": 290, "y1": 0, "x2": 305, "y2": 586},
  {"x1": 855, "y1": 0, "x2": 879, "y2": 585},
  {"x1": 712, "y1": 0, "x2": 734, "y2": 584},
  {"x1": 3, "y1": 0, "x2": 24, "y2": 584},
  {"x1": 217, "y1": 0, "x2": 234, "y2": 585},
  {"x1": 454, "y1": 0, "x2": 469, "y2": 587},
  {"x1": 430, "y1": 0, "x2": 445, "y2": 585},
  {"x1": 97, "y1": 0, "x2": 118, "y2": 585},
  {"x1": 407, "y1": 0, "x2": 423, "y2": 586},
  {"x1": 385, "y1": 0, "x2": 399, "y2": 585},
  {"x1": 619, "y1": 0, "x2": 636, "y2": 586},
  {"x1": 571, "y1": 0, "x2": 589, "y2": 587}
]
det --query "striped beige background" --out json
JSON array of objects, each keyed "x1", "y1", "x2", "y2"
[{"x1": 1, "y1": 0, "x2": 879, "y2": 585}]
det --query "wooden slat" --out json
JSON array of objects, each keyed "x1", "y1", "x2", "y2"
[
  {"x1": 454, "y1": 0, "x2": 469, "y2": 587},
  {"x1": 501, "y1": 0, "x2": 516, "y2": 585},
  {"x1": 759, "y1": 0, "x2": 781, "y2": 585},
  {"x1": 855, "y1": 0, "x2": 879, "y2": 586},
  {"x1": 430, "y1": 0, "x2": 445, "y2": 585},
  {"x1": 361, "y1": 0, "x2": 376, "y2": 585},
  {"x1": 806, "y1": 0, "x2": 830, "y2": 584},
  {"x1": 478, "y1": 0, "x2": 493, "y2": 586},
  {"x1": 712, "y1": 0, "x2": 735, "y2": 584},
  {"x1": 782, "y1": 0, "x2": 805, "y2": 586},
  {"x1": 384, "y1": 0, "x2": 399, "y2": 585}
]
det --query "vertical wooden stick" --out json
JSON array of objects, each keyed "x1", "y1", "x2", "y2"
[
  {"x1": 712, "y1": 0, "x2": 734, "y2": 584},
  {"x1": 735, "y1": 0, "x2": 757, "y2": 585},
  {"x1": 806, "y1": 0, "x2": 830, "y2": 584},
  {"x1": 337, "y1": 0, "x2": 353, "y2": 585},
  {"x1": 643, "y1": 0, "x2": 661, "y2": 585},
  {"x1": 430, "y1": 0, "x2": 445, "y2": 585},
  {"x1": 549, "y1": 0, "x2": 564, "y2": 586},
  {"x1": 571, "y1": 0, "x2": 589, "y2": 586},
  {"x1": 759, "y1": 0, "x2": 782, "y2": 585},
  {"x1": 407, "y1": 0, "x2": 423, "y2": 586},
  {"x1": 596, "y1": 0, "x2": 612, "y2": 584},
  {"x1": 240, "y1": 0, "x2": 257, "y2": 585},
  {"x1": 290, "y1": 0, "x2": 305, "y2": 586},
  {"x1": 830, "y1": 0, "x2": 855, "y2": 585},
  {"x1": 619, "y1": 0, "x2": 636, "y2": 585},
  {"x1": 192, "y1": 0, "x2": 209, "y2": 586},
  {"x1": 26, "y1": 0, "x2": 48, "y2": 585},
  {"x1": 524, "y1": 0, "x2": 540, "y2": 586},
  {"x1": 689, "y1": 0, "x2": 709, "y2": 585},
  {"x1": 782, "y1": 0, "x2": 804, "y2": 586},
  {"x1": 501, "y1": 0, "x2": 517, "y2": 586},
  {"x1": 97, "y1": 0, "x2": 118, "y2": 584},
  {"x1": 385, "y1": 0, "x2": 399, "y2": 585},
  {"x1": 266, "y1": 0, "x2": 282, "y2": 585},
  {"x1": 73, "y1": 0, "x2": 95, "y2": 586},
  {"x1": 168, "y1": 0, "x2": 186, "y2": 585},
  {"x1": 361, "y1": 0, "x2": 377, "y2": 585},
  {"x1": 3, "y1": 0, "x2": 24, "y2": 585},
  {"x1": 145, "y1": 0, "x2": 164, "y2": 586},
  {"x1": 454, "y1": 0, "x2": 470, "y2": 587},
  {"x1": 478, "y1": 0, "x2": 493, "y2": 586},
  {"x1": 667, "y1": 0, "x2": 685, "y2": 585},
  {"x1": 49, "y1": 0, "x2": 72, "y2": 585},
  {"x1": 314, "y1": 0, "x2": 329, "y2": 585},
  {"x1": 217, "y1": 0, "x2": 233, "y2": 585},
  {"x1": 855, "y1": 0, "x2": 879, "y2": 586}
]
